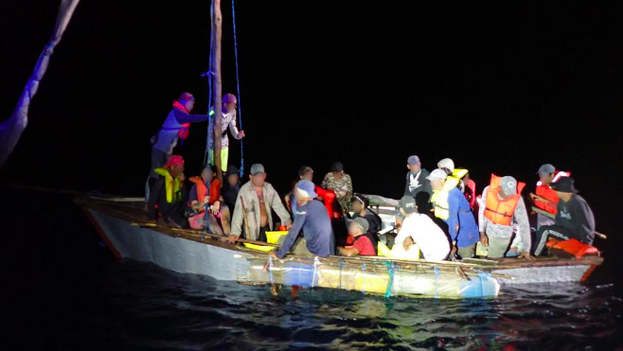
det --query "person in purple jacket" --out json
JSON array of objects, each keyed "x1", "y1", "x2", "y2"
[{"x1": 270, "y1": 180, "x2": 335, "y2": 259}]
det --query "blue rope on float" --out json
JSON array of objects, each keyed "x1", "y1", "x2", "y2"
[
  {"x1": 311, "y1": 257, "x2": 320, "y2": 288},
  {"x1": 361, "y1": 263, "x2": 367, "y2": 294},
  {"x1": 384, "y1": 262, "x2": 397, "y2": 299},
  {"x1": 268, "y1": 255, "x2": 275, "y2": 285},
  {"x1": 338, "y1": 259, "x2": 345, "y2": 289},
  {"x1": 231, "y1": 0, "x2": 245, "y2": 177},
  {"x1": 434, "y1": 266, "x2": 440, "y2": 299}
]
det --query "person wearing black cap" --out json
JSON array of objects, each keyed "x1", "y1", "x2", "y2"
[
  {"x1": 321, "y1": 162, "x2": 353, "y2": 213},
  {"x1": 404, "y1": 155, "x2": 432, "y2": 204},
  {"x1": 351, "y1": 194, "x2": 383, "y2": 235},
  {"x1": 533, "y1": 177, "x2": 596, "y2": 256}
]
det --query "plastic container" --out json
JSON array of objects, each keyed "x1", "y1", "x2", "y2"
[
  {"x1": 266, "y1": 231, "x2": 289, "y2": 244},
  {"x1": 243, "y1": 243, "x2": 275, "y2": 252}
]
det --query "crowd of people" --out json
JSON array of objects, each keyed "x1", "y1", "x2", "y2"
[{"x1": 145, "y1": 92, "x2": 598, "y2": 262}]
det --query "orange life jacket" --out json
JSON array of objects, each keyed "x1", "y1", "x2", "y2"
[
  {"x1": 189, "y1": 177, "x2": 208, "y2": 204},
  {"x1": 546, "y1": 238, "x2": 599, "y2": 260},
  {"x1": 484, "y1": 174, "x2": 526, "y2": 226},
  {"x1": 535, "y1": 171, "x2": 570, "y2": 214}
]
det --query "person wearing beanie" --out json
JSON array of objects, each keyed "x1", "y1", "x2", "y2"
[
  {"x1": 351, "y1": 193, "x2": 382, "y2": 235},
  {"x1": 403, "y1": 155, "x2": 432, "y2": 204},
  {"x1": 146, "y1": 92, "x2": 209, "y2": 202},
  {"x1": 208, "y1": 93, "x2": 246, "y2": 172},
  {"x1": 221, "y1": 165, "x2": 241, "y2": 214},
  {"x1": 337, "y1": 217, "x2": 378, "y2": 257},
  {"x1": 533, "y1": 177, "x2": 595, "y2": 256},
  {"x1": 147, "y1": 155, "x2": 189, "y2": 228},
  {"x1": 271, "y1": 180, "x2": 335, "y2": 259},
  {"x1": 478, "y1": 174, "x2": 533, "y2": 259},
  {"x1": 392, "y1": 196, "x2": 451, "y2": 261},
  {"x1": 321, "y1": 161, "x2": 353, "y2": 213}
]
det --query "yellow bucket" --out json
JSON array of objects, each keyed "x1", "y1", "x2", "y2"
[
  {"x1": 243, "y1": 243, "x2": 275, "y2": 252},
  {"x1": 377, "y1": 242, "x2": 391, "y2": 257},
  {"x1": 266, "y1": 231, "x2": 288, "y2": 244}
]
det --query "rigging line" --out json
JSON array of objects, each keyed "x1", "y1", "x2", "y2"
[{"x1": 231, "y1": 0, "x2": 244, "y2": 176}]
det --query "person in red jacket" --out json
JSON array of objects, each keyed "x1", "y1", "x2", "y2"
[{"x1": 529, "y1": 163, "x2": 570, "y2": 228}]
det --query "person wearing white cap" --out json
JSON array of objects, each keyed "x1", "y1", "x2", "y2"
[
  {"x1": 529, "y1": 163, "x2": 571, "y2": 229},
  {"x1": 427, "y1": 169, "x2": 480, "y2": 259},
  {"x1": 478, "y1": 174, "x2": 533, "y2": 259}
]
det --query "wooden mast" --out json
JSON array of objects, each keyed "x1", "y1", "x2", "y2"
[{"x1": 211, "y1": 0, "x2": 223, "y2": 181}]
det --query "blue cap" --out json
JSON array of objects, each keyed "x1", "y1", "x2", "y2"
[
  {"x1": 537, "y1": 164, "x2": 556, "y2": 175},
  {"x1": 407, "y1": 155, "x2": 421, "y2": 166},
  {"x1": 296, "y1": 180, "x2": 317, "y2": 198}
]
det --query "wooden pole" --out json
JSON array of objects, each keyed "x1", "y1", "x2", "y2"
[{"x1": 211, "y1": 0, "x2": 223, "y2": 181}]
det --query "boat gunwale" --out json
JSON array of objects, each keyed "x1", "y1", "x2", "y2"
[{"x1": 75, "y1": 196, "x2": 604, "y2": 277}]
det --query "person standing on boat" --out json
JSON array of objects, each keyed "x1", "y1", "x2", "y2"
[
  {"x1": 270, "y1": 181, "x2": 335, "y2": 259},
  {"x1": 147, "y1": 155, "x2": 189, "y2": 228},
  {"x1": 221, "y1": 165, "x2": 241, "y2": 215},
  {"x1": 321, "y1": 162, "x2": 353, "y2": 214},
  {"x1": 404, "y1": 155, "x2": 432, "y2": 205},
  {"x1": 351, "y1": 194, "x2": 383, "y2": 235},
  {"x1": 533, "y1": 177, "x2": 595, "y2": 256},
  {"x1": 393, "y1": 196, "x2": 451, "y2": 261},
  {"x1": 529, "y1": 163, "x2": 570, "y2": 229},
  {"x1": 285, "y1": 166, "x2": 315, "y2": 214},
  {"x1": 428, "y1": 169, "x2": 480, "y2": 259},
  {"x1": 146, "y1": 93, "x2": 209, "y2": 202},
  {"x1": 208, "y1": 93, "x2": 246, "y2": 172},
  {"x1": 337, "y1": 218, "x2": 377, "y2": 257},
  {"x1": 229, "y1": 164, "x2": 292, "y2": 243},
  {"x1": 478, "y1": 175, "x2": 534, "y2": 259}
]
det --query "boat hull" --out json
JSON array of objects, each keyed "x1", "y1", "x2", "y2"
[{"x1": 87, "y1": 209, "x2": 252, "y2": 281}]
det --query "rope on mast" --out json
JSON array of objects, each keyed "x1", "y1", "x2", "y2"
[{"x1": 231, "y1": 0, "x2": 244, "y2": 177}]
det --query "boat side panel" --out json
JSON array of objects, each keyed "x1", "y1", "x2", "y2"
[
  {"x1": 89, "y1": 210, "x2": 251, "y2": 281},
  {"x1": 495, "y1": 265, "x2": 590, "y2": 285}
]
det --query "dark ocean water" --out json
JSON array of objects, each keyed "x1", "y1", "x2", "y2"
[{"x1": 4, "y1": 191, "x2": 623, "y2": 351}]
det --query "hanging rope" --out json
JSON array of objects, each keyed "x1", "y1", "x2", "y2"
[
  {"x1": 231, "y1": 0, "x2": 245, "y2": 177},
  {"x1": 204, "y1": 3, "x2": 215, "y2": 166}
]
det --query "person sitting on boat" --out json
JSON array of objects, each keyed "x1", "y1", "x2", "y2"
[
  {"x1": 533, "y1": 177, "x2": 595, "y2": 256},
  {"x1": 285, "y1": 166, "x2": 314, "y2": 214},
  {"x1": 428, "y1": 169, "x2": 480, "y2": 259},
  {"x1": 478, "y1": 175, "x2": 534, "y2": 260},
  {"x1": 321, "y1": 162, "x2": 353, "y2": 215},
  {"x1": 351, "y1": 194, "x2": 382, "y2": 235},
  {"x1": 146, "y1": 93, "x2": 209, "y2": 203},
  {"x1": 337, "y1": 218, "x2": 377, "y2": 257},
  {"x1": 529, "y1": 163, "x2": 570, "y2": 229},
  {"x1": 208, "y1": 93, "x2": 246, "y2": 172},
  {"x1": 147, "y1": 155, "x2": 189, "y2": 228},
  {"x1": 187, "y1": 165, "x2": 230, "y2": 234},
  {"x1": 270, "y1": 181, "x2": 335, "y2": 259},
  {"x1": 229, "y1": 164, "x2": 292, "y2": 243},
  {"x1": 392, "y1": 196, "x2": 450, "y2": 261},
  {"x1": 221, "y1": 165, "x2": 241, "y2": 215},
  {"x1": 461, "y1": 170, "x2": 478, "y2": 210},
  {"x1": 404, "y1": 155, "x2": 432, "y2": 207}
]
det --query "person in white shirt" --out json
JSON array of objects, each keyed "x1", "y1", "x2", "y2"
[
  {"x1": 208, "y1": 93, "x2": 246, "y2": 172},
  {"x1": 393, "y1": 196, "x2": 451, "y2": 261}
]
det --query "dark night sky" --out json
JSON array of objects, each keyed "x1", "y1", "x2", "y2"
[{"x1": 1, "y1": 1, "x2": 622, "y2": 239}]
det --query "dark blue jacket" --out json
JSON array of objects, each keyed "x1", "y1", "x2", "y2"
[
  {"x1": 276, "y1": 200, "x2": 335, "y2": 259},
  {"x1": 445, "y1": 187, "x2": 479, "y2": 248}
]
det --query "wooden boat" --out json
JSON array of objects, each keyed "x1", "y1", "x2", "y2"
[{"x1": 76, "y1": 195, "x2": 604, "y2": 299}]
